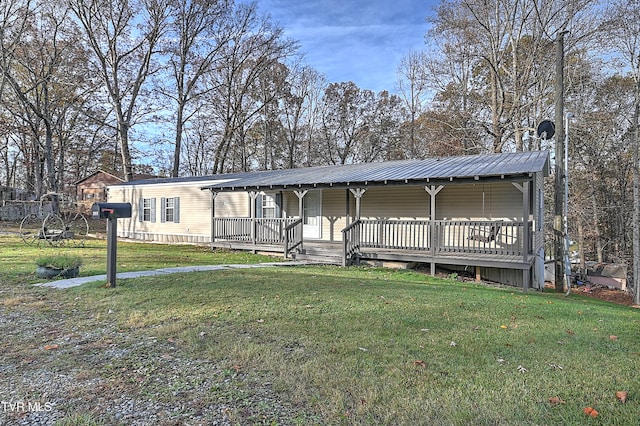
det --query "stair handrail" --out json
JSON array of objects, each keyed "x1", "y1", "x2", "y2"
[
  {"x1": 284, "y1": 217, "x2": 303, "y2": 258},
  {"x1": 341, "y1": 219, "x2": 361, "y2": 266}
]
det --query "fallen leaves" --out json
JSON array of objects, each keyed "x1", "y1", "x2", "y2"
[
  {"x1": 546, "y1": 390, "x2": 629, "y2": 418},
  {"x1": 616, "y1": 390, "x2": 628, "y2": 403},
  {"x1": 413, "y1": 360, "x2": 426, "y2": 368},
  {"x1": 43, "y1": 344, "x2": 59, "y2": 350},
  {"x1": 548, "y1": 396, "x2": 566, "y2": 405}
]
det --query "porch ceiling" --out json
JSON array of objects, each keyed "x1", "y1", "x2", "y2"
[{"x1": 199, "y1": 151, "x2": 550, "y2": 192}]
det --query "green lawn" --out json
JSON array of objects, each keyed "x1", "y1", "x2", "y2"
[{"x1": 1, "y1": 234, "x2": 639, "y2": 425}]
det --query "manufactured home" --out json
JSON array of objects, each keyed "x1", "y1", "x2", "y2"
[{"x1": 106, "y1": 151, "x2": 550, "y2": 290}]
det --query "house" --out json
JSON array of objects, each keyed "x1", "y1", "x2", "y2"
[
  {"x1": 75, "y1": 170, "x2": 159, "y2": 212},
  {"x1": 106, "y1": 151, "x2": 550, "y2": 290},
  {"x1": 75, "y1": 170, "x2": 125, "y2": 211}
]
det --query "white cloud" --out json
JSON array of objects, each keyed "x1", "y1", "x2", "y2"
[{"x1": 254, "y1": 0, "x2": 436, "y2": 92}]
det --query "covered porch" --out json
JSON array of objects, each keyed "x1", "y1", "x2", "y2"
[{"x1": 202, "y1": 151, "x2": 549, "y2": 290}]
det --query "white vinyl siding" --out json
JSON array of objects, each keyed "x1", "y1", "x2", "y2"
[
  {"x1": 109, "y1": 181, "x2": 248, "y2": 243},
  {"x1": 360, "y1": 186, "x2": 430, "y2": 220},
  {"x1": 437, "y1": 183, "x2": 522, "y2": 221}
]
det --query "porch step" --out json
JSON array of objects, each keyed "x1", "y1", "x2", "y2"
[{"x1": 292, "y1": 242, "x2": 343, "y2": 265}]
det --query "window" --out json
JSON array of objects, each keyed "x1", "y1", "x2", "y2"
[
  {"x1": 139, "y1": 197, "x2": 156, "y2": 222},
  {"x1": 255, "y1": 193, "x2": 280, "y2": 218},
  {"x1": 161, "y1": 197, "x2": 180, "y2": 223},
  {"x1": 261, "y1": 194, "x2": 276, "y2": 218},
  {"x1": 164, "y1": 198, "x2": 175, "y2": 222}
]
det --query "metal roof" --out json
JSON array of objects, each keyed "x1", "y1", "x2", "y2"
[
  {"x1": 199, "y1": 151, "x2": 550, "y2": 191},
  {"x1": 114, "y1": 151, "x2": 549, "y2": 191}
]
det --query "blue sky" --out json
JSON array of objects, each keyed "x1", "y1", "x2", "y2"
[{"x1": 254, "y1": 0, "x2": 439, "y2": 93}]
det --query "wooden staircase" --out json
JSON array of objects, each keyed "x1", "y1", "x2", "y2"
[{"x1": 292, "y1": 241, "x2": 343, "y2": 265}]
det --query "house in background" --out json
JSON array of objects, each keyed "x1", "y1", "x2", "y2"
[
  {"x1": 75, "y1": 170, "x2": 158, "y2": 211},
  {"x1": 106, "y1": 151, "x2": 550, "y2": 290},
  {"x1": 75, "y1": 170, "x2": 125, "y2": 211}
]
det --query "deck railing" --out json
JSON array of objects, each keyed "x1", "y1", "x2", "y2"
[
  {"x1": 342, "y1": 220, "x2": 361, "y2": 266},
  {"x1": 342, "y1": 219, "x2": 532, "y2": 264},
  {"x1": 212, "y1": 217, "x2": 300, "y2": 245},
  {"x1": 434, "y1": 220, "x2": 527, "y2": 256},
  {"x1": 284, "y1": 218, "x2": 303, "y2": 258},
  {"x1": 214, "y1": 217, "x2": 533, "y2": 264},
  {"x1": 358, "y1": 219, "x2": 431, "y2": 250}
]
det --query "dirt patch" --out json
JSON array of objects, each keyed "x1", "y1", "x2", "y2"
[
  {"x1": 542, "y1": 280, "x2": 637, "y2": 307},
  {"x1": 574, "y1": 285, "x2": 638, "y2": 307}
]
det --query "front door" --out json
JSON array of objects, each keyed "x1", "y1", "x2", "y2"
[{"x1": 303, "y1": 190, "x2": 321, "y2": 239}]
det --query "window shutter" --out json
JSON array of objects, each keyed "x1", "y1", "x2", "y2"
[
  {"x1": 275, "y1": 192, "x2": 282, "y2": 218},
  {"x1": 255, "y1": 194, "x2": 263, "y2": 218},
  {"x1": 173, "y1": 197, "x2": 180, "y2": 223},
  {"x1": 138, "y1": 198, "x2": 143, "y2": 222},
  {"x1": 160, "y1": 197, "x2": 166, "y2": 223},
  {"x1": 150, "y1": 198, "x2": 156, "y2": 223}
]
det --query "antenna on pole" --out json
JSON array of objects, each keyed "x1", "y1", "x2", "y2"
[
  {"x1": 536, "y1": 120, "x2": 555, "y2": 141},
  {"x1": 554, "y1": 30, "x2": 569, "y2": 293}
]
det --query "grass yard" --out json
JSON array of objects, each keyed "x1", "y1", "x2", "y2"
[{"x1": 1, "y1": 234, "x2": 639, "y2": 425}]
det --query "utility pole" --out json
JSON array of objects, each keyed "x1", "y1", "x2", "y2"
[{"x1": 554, "y1": 31, "x2": 567, "y2": 293}]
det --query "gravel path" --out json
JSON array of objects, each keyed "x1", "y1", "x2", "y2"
[
  {"x1": 1, "y1": 265, "x2": 317, "y2": 425},
  {"x1": 0, "y1": 306, "x2": 309, "y2": 425}
]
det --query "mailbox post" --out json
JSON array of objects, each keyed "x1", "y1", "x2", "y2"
[{"x1": 91, "y1": 203, "x2": 132, "y2": 288}]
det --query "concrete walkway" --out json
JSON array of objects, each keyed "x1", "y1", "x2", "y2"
[{"x1": 36, "y1": 261, "x2": 310, "y2": 289}]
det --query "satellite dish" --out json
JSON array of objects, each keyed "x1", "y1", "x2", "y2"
[{"x1": 537, "y1": 120, "x2": 555, "y2": 140}]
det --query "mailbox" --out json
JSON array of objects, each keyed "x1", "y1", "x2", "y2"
[{"x1": 91, "y1": 202, "x2": 132, "y2": 219}]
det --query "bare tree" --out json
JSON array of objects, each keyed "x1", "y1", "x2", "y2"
[
  {"x1": 163, "y1": 0, "x2": 232, "y2": 177},
  {"x1": 69, "y1": 0, "x2": 170, "y2": 182},
  {"x1": 396, "y1": 50, "x2": 429, "y2": 158},
  {"x1": 279, "y1": 65, "x2": 325, "y2": 169},
  {"x1": 207, "y1": 2, "x2": 297, "y2": 173},
  {"x1": 1, "y1": 0, "x2": 91, "y2": 203},
  {"x1": 604, "y1": 0, "x2": 640, "y2": 304},
  {"x1": 319, "y1": 82, "x2": 375, "y2": 165},
  {"x1": 426, "y1": 0, "x2": 597, "y2": 152}
]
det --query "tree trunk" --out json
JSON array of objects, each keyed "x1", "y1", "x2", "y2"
[
  {"x1": 172, "y1": 101, "x2": 184, "y2": 178},
  {"x1": 633, "y1": 87, "x2": 639, "y2": 305},
  {"x1": 592, "y1": 194, "x2": 604, "y2": 263},
  {"x1": 118, "y1": 120, "x2": 134, "y2": 182},
  {"x1": 577, "y1": 219, "x2": 586, "y2": 270}
]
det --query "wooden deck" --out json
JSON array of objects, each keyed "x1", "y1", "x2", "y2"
[
  {"x1": 210, "y1": 217, "x2": 537, "y2": 271},
  {"x1": 358, "y1": 248, "x2": 534, "y2": 270}
]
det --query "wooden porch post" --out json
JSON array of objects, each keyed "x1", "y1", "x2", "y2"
[
  {"x1": 210, "y1": 190, "x2": 218, "y2": 243},
  {"x1": 513, "y1": 181, "x2": 531, "y2": 292},
  {"x1": 349, "y1": 188, "x2": 366, "y2": 219},
  {"x1": 294, "y1": 189, "x2": 308, "y2": 217},
  {"x1": 249, "y1": 191, "x2": 259, "y2": 245},
  {"x1": 425, "y1": 185, "x2": 443, "y2": 276},
  {"x1": 522, "y1": 182, "x2": 531, "y2": 292},
  {"x1": 345, "y1": 189, "x2": 350, "y2": 224}
]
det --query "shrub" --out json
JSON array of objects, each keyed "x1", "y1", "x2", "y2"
[{"x1": 35, "y1": 254, "x2": 83, "y2": 270}]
